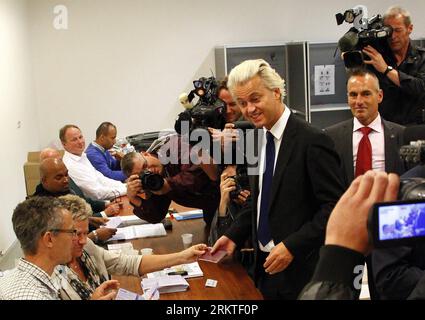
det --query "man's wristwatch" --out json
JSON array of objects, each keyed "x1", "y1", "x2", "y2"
[
  {"x1": 384, "y1": 65, "x2": 394, "y2": 76},
  {"x1": 92, "y1": 230, "x2": 99, "y2": 243}
]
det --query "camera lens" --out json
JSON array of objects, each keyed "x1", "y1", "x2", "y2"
[{"x1": 140, "y1": 170, "x2": 164, "y2": 192}]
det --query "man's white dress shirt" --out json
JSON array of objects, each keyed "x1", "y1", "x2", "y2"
[
  {"x1": 352, "y1": 114, "x2": 385, "y2": 173},
  {"x1": 63, "y1": 150, "x2": 126, "y2": 200}
]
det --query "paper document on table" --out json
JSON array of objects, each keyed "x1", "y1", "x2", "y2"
[
  {"x1": 118, "y1": 215, "x2": 149, "y2": 227},
  {"x1": 108, "y1": 223, "x2": 166, "y2": 241},
  {"x1": 115, "y1": 288, "x2": 145, "y2": 300},
  {"x1": 146, "y1": 261, "x2": 203, "y2": 279},
  {"x1": 107, "y1": 242, "x2": 134, "y2": 253},
  {"x1": 104, "y1": 216, "x2": 122, "y2": 229},
  {"x1": 171, "y1": 209, "x2": 204, "y2": 221},
  {"x1": 141, "y1": 275, "x2": 189, "y2": 294}
]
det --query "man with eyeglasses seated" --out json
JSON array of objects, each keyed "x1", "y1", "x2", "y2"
[
  {"x1": 122, "y1": 135, "x2": 220, "y2": 226},
  {"x1": 53, "y1": 195, "x2": 207, "y2": 300},
  {"x1": 0, "y1": 197, "x2": 118, "y2": 300}
]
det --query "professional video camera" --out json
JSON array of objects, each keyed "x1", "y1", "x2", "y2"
[
  {"x1": 139, "y1": 170, "x2": 164, "y2": 192},
  {"x1": 174, "y1": 76, "x2": 226, "y2": 136},
  {"x1": 336, "y1": 5, "x2": 394, "y2": 68}
]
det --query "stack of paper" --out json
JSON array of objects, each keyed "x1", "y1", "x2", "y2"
[
  {"x1": 108, "y1": 223, "x2": 166, "y2": 242},
  {"x1": 171, "y1": 209, "x2": 204, "y2": 221},
  {"x1": 118, "y1": 215, "x2": 149, "y2": 227},
  {"x1": 141, "y1": 275, "x2": 189, "y2": 294},
  {"x1": 146, "y1": 262, "x2": 203, "y2": 279}
]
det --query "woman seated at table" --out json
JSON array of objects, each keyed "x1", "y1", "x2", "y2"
[{"x1": 54, "y1": 194, "x2": 207, "y2": 300}]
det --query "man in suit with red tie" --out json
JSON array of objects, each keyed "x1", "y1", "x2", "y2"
[
  {"x1": 325, "y1": 68, "x2": 406, "y2": 299},
  {"x1": 212, "y1": 59, "x2": 345, "y2": 299},
  {"x1": 326, "y1": 69, "x2": 406, "y2": 188}
]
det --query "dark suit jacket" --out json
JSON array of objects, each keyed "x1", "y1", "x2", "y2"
[
  {"x1": 33, "y1": 180, "x2": 106, "y2": 214},
  {"x1": 325, "y1": 118, "x2": 406, "y2": 188},
  {"x1": 225, "y1": 114, "x2": 345, "y2": 298}
]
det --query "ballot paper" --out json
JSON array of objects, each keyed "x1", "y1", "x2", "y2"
[
  {"x1": 141, "y1": 275, "x2": 189, "y2": 294},
  {"x1": 115, "y1": 288, "x2": 144, "y2": 300},
  {"x1": 108, "y1": 223, "x2": 166, "y2": 242},
  {"x1": 104, "y1": 216, "x2": 122, "y2": 229},
  {"x1": 146, "y1": 261, "x2": 203, "y2": 279},
  {"x1": 170, "y1": 209, "x2": 204, "y2": 221}
]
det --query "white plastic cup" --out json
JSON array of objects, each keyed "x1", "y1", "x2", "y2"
[
  {"x1": 181, "y1": 233, "x2": 193, "y2": 249},
  {"x1": 140, "y1": 248, "x2": 153, "y2": 256}
]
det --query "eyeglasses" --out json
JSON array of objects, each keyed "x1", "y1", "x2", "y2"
[
  {"x1": 140, "y1": 153, "x2": 148, "y2": 171},
  {"x1": 49, "y1": 228, "x2": 77, "y2": 236}
]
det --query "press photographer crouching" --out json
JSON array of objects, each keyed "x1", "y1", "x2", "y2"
[
  {"x1": 122, "y1": 134, "x2": 220, "y2": 226},
  {"x1": 337, "y1": 5, "x2": 425, "y2": 126}
]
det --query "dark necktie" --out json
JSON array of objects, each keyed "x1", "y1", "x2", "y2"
[
  {"x1": 258, "y1": 131, "x2": 275, "y2": 246},
  {"x1": 355, "y1": 127, "x2": 373, "y2": 177}
]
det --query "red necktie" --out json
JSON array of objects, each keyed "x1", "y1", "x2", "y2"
[{"x1": 355, "y1": 127, "x2": 373, "y2": 177}]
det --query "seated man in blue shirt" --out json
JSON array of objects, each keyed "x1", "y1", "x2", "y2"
[{"x1": 86, "y1": 122, "x2": 127, "y2": 182}]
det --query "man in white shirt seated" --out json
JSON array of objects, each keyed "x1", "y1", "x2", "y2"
[{"x1": 60, "y1": 124, "x2": 127, "y2": 200}]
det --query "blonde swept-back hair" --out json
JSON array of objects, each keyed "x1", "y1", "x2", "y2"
[
  {"x1": 384, "y1": 5, "x2": 412, "y2": 27},
  {"x1": 59, "y1": 194, "x2": 92, "y2": 221},
  {"x1": 227, "y1": 59, "x2": 286, "y2": 102}
]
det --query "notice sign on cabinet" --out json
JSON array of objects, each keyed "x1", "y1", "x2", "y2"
[{"x1": 314, "y1": 65, "x2": 335, "y2": 96}]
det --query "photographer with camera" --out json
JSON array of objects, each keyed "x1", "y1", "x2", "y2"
[
  {"x1": 338, "y1": 6, "x2": 425, "y2": 126},
  {"x1": 366, "y1": 6, "x2": 425, "y2": 126},
  {"x1": 299, "y1": 171, "x2": 400, "y2": 299},
  {"x1": 122, "y1": 135, "x2": 220, "y2": 226},
  {"x1": 371, "y1": 177, "x2": 425, "y2": 299},
  {"x1": 208, "y1": 77, "x2": 251, "y2": 156},
  {"x1": 299, "y1": 170, "x2": 425, "y2": 300}
]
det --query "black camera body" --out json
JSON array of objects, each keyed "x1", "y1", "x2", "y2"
[
  {"x1": 367, "y1": 142, "x2": 425, "y2": 248},
  {"x1": 175, "y1": 76, "x2": 226, "y2": 136},
  {"x1": 400, "y1": 140, "x2": 425, "y2": 170},
  {"x1": 229, "y1": 167, "x2": 250, "y2": 200},
  {"x1": 139, "y1": 170, "x2": 164, "y2": 192},
  {"x1": 336, "y1": 6, "x2": 394, "y2": 68}
]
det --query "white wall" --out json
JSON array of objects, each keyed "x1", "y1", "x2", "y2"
[
  {"x1": 1, "y1": 0, "x2": 424, "y2": 254},
  {"x1": 29, "y1": 0, "x2": 425, "y2": 146},
  {"x1": 0, "y1": 0, "x2": 39, "y2": 253}
]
